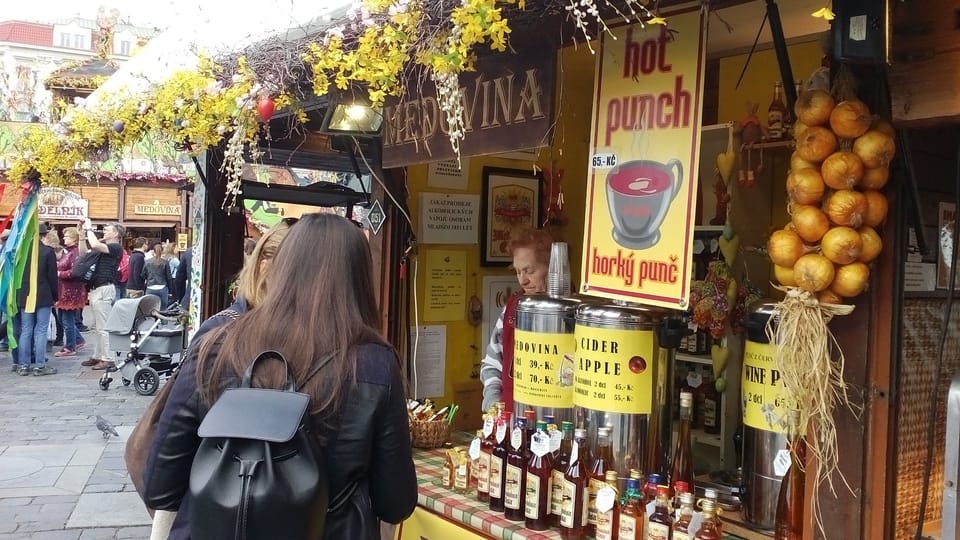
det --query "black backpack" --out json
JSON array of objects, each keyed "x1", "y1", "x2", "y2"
[
  {"x1": 71, "y1": 251, "x2": 100, "y2": 283},
  {"x1": 190, "y1": 351, "x2": 334, "y2": 540}
]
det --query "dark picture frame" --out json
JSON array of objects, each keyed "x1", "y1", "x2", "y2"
[{"x1": 480, "y1": 166, "x2": 543, "y2": 266}]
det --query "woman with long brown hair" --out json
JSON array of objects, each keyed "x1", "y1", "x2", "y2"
[{"x1": 142, "y1": 213, "x2": 417, "y2": 539}]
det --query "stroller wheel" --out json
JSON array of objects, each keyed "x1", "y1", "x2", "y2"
[
  {"x1": 134, "y1": 367, "x2": 160, "y2": 396},
  {"x1": 122, "y1": 378, "x2": 131, "y2": 386},
  {"x1": 99, "y1": 378, "x2": 111, "y2": 391}
]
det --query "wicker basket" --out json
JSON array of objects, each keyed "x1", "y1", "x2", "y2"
[{"x1": 410, "y1": 419, "x2": 450, "y2": 449}]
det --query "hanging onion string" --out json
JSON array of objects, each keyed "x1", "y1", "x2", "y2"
[{"x1": 766, "y1": 285, "x2": 857, "y2": 536}]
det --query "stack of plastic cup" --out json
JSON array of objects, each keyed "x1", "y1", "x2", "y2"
[{"x1": 547, "y1": 242, "x2": 571, "y2": 298}]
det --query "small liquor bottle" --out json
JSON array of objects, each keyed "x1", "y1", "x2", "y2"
[
  {"x1": 693, "y1": 497, "x2": 722, "y2": 540},
  {"x1": 646, "y1": 485, "x2": 674, "y2": 540},
  {"x1": 560, "y1": 428, "x2": 590, "y2": 540},
  {"x1": 525, "y1": 420, "x2": 554, "y2": 530},
  {"x1": 618, "y1": 478, "x2": 644, "y2": 540},
  {"x1": 768, "y1": 81, "x2": 787, "y2": 139},
  {"x1": 478, "y1": 422, "x2": 495, "y2": 502},
  {"x1": 504, "y1": 418, "x2": 529, "y2": 521},
  {"x1": 454, "y1": 448, "x2": 471, "y2": 494},
  {"x1": 644, "y1": 473, "x2": 664, "y2": 505},
  {"x1": 588, "y1": 426, "x2": 616, "y2": 536},
  {"x1": 489, "y1": 410, "x2": 512, "y2": 512},
  {"x1": 670, "y1": 392, "x2": 695, "y2": 494},
  {"x1": 672, "y1": 491, "x2": 696, "y2": 540},
  {"x1": 551, "y1": 421, "x2": 574, "y2": 527},
  {"x1": 774, "y1": 410, "x2": 806, "y2": 540},
  {"x1": 594, "y1": 470, "x2": 620, "y2": 540}
]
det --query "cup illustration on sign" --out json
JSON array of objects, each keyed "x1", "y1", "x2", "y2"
[
  {"x1": 605, "y1": 159, "x2": 683, "y2": 249},
  {"x1": 558, "y1": 353, "x2": 575, "y2": 387}
]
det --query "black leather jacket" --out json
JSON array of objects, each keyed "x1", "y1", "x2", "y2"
[{"x1": 142, "y1": 342, "x2": 418, "y2": 539}]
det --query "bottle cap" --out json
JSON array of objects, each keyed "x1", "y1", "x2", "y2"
[
  {"x1": 704, "y1": 488, "x2": 718, "y2": 499},
  {"x1": 561, "y1": 421, "x2": 574, "y2": 432},
  {"x1": 656, "y1": 485, "x2": 671, "y2": 497},
  {"x1": 605, "y1": 470, "x2": 619, "y2": 483},
  {"x1": 515, "y1": 418, "x2": 527, "y2": 429},
  {"x1": 574, "y1": 428, "x2": 587, "y2": 439},
  {"x1": 544, "y1": 414, "x2": 556, "y2": 424},
  {"x1": 536, "y1": 420, "x2": 548, "y2": 431},
  {"x1": 598, "y1": 426, "x2": 611, "y2": 439},
  {"x1": 629, "y1": 469, "x2": 643, "y2": 480},
  {"x1": 626, "y1": 478, "x2": 641, "y2": 490},
  {"x1": 647, "y1": 473, "x2": 664, "y2": 485},
  {"x1": 679, "y1": 492, "x2": 695, "y2": 505},
  {"x1": 674, "y1": 480, "x2": 690, "y2": 495},
  {"x1": 524, "y1": 410, "x2": 536, "y2": 423}
]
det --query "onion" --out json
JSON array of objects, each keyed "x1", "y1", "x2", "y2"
[
  {"x1": 768, "y1": 229, "x2": 806, "y2": 268},
  {"x1": 794, "y1": 122, "x2": 810, "y2": 142},
  {"x1": 818, "y1": 289, "x2": 845, "y2": 305},
  {"x1": 820, "y1": 151, "x2": 864, "y2": 190},
  {"x1": 793, "y1": 253, "x2": 836, "y2": 293},
  {"x1": 796, "y1": 126, "x2": 838, "y2": 163},
  {"x1": 787, "y1": 168, "x2": 826, "y2": 205},
  {"x1": 831, "y1": 262, "x2": 870, "y2": 297},
  {"x1": 870, "y1": 117, "x2": 896, "y2": 138},
  {"x1": 795, "y1": 89, "x2": 835, "y2": 126},
  {"x1": 854, "y1": 129, "x2": 896, "y2": 169},
  {"x1": 862, "y1": 190, "x2": 889, "y2": 227},
  {"x1": 829, "y1": 100, "x2": 872, "y2": 139},
  {"x1": 774, "y1": 264, "x2": 797, "y2": 286},
  {"x1": 860, "y1": 166, "x2": 890, "y2": 190},
  {"x1": 821, "y1": 226, "x2": 863, "y2": 264},
  {"x1": 791, "y1": 205, "x2": 831, "y2": 243},
  {"x1": 791, "y1": 151, "x2": 819, "y2": 171},
  {"x1": 858, "y1": 226, "x2": 883, "y2": 263},
  {"x1": 825, "y1": 189, "x2": 868, "y2": 228}
]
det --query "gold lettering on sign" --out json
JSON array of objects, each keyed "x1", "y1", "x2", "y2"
[{"x1": 134, "y1": 203, "x2": 182, "y2": 216}]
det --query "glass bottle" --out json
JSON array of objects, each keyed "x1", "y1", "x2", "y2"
[
  {"x1": 672, "y1": 480, "x2": 690, "y2": 513},
  {"x1": 672, "y1": 491, "x2": 696, "y2": 540},
  {"x1": 647, "y1": 485, "x2": 674, "y2": 540},
  {"x1": 618, "y1": 478, "x2": 644, "y2": 540},
  {"x1": 768, "y1": 81, "x2": 787, "y2": 140},
  {"x1": 479, "y1": 422, "x2": 494, "y2": 502},
  {"x1": 454, "y1": 448, "x2": 471, "y2": 493},
  {"x1": 774, "y1": 410, "x2": 806, "y2": 540},
  {"x1": 442, "y1": 447, "x2": 457, "y2": 489},
  {"x1": 588, "y1": 426, "x2": 616, "y2": 536},
  {"x1": 644, "y1": 473, "x2": 664, "y2": 505},
  {"x1": 560, "y1": 428, "x2": 590, "y2": 540},
  {"x1": 703, "y1": 488, "x2": 723, "y2": 534},
  {"x1": 701, "y1": 368, "x2": 721, "y2": 436},
  {"x1": 489, "y1": 410, "x2": 512, "y2": 512},
  {"x1": 525, "y1": 420, "x2": 554, "y2": 530},
  {"x1": 595, "y1": 470, "x2": 620, "y2": 540},
  {"x1": 504, "y1": 417, "x2": 529, "y2": 521},
  {"x1": 670, "y1": 391, "x2": 695, "y2": 495},
  {"x1": 551, "y1": 421, "x2": 575, "y2": 526},
  {"x1": 694, "y1": 497, "x2": 722, "y2": 540}
]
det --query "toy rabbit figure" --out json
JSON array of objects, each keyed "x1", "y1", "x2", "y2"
[{"x1": 738, "y1": 101, "x2": 763, "y2": 145}]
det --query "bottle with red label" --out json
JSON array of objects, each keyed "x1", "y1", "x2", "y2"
[
  {"x1": 551, "y1": 421, "x2": 574, "y2": 527},
  {"x1": 504, "y1": 417, "x2": 529, "y2": 521},
  {"x1": 525, "y1": 420, "x2": 553, "y2": 530},
  {"x1": 489, "y1": 409, "x2": 512, "y2": 512},
  {"x1": 560, "y1": 428, "x2": 590, "y2": 540},
  {"x1": 478, "y1": 411, "x2": 496, "y2": 503},
  {"x1": 646, "y1": 485, "x2": 674, "y2": 540}
]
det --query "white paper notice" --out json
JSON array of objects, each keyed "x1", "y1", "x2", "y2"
[
  {"x1": 419, "y1": 192, "x2": 481, "y2": 244},
  {"x1": 412, "y1": 325, "x2": 447, "y2": 398},
  {"x1": 428, "y1": 158, "x2": 470, "y2": 190}
]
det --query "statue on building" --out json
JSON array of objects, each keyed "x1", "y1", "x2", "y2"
[{"x1": 96, "y1": 6, "x2": 121, "y2": 59}]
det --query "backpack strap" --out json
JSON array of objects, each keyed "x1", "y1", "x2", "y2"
[
  {"x1": 242, "y1": 350, "x2": 296, "y2": 391},
  {"x1": 328, "y1": 480, "x2": 359, "y2": 513}
]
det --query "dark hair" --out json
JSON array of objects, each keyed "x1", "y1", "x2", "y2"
[
  {"x1": 196, "y1": 213, "x2": 387, "y2": 433},
  {"x1": 150, "y1": 243, "x2": 164, "y2": 267},
  {"x1": 134, "y1": 236, "x2": 148, "y2": 249}
]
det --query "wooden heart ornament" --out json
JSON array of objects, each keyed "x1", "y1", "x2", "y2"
[
  {"x1": 719, "y1": 234, "x2": 740, "y2": 264},
  {"x1": 716, "y1": 124, "x2": 737, "y2": 184}
]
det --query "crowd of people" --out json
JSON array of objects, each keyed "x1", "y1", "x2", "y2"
[{"x1": 7, "y1": 219, "x2": 190, "y2": 376}]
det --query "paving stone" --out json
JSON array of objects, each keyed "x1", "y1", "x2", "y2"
[
  {"x1": 77, "y1": 528, "x2": 119, "y2": 540},
  {"x1": 114, "y1": 526, "x2": 151, "y2": 539}
]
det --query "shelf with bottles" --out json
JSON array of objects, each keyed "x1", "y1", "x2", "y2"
[{"x1": 675, "y1": 352, "x2": 712, "y2": 365}]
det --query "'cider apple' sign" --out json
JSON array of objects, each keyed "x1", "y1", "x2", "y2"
[{"x1": 581, "y1": 8, "x2": 706, "y2": 310}]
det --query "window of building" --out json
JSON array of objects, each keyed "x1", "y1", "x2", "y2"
[
  {"x1": 73, "y1": 34, "x2": 84, "y2": 49},
  {"x1": 58, "y1": 33, "x2": 70, "y2": 48},
  {"x1": 120, "y1": 40, "x2": 131, "y2": 56}
]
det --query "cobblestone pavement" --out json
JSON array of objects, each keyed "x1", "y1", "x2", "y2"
[{"x1": 0, "y1": 331, "x2": 161, "y2": 540}]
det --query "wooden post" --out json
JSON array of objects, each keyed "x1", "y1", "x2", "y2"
[{"x1": 200, "y1": 150, "x2": 244, "y2": 321}]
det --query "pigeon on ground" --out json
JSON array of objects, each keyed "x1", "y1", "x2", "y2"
[{"x1": 95, "y1": 415, "x2": 119, "y2": 439}]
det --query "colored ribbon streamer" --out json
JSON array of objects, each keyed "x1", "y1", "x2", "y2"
[{"x1": 0, "y1": 180, "x2": 40, "y2": 349}]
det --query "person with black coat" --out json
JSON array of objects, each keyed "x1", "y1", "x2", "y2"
[
  {"x1": 126, "y1": 237, "x2": 148, "y2": 298},
  {"x1": 14, "y1": 223, "x2": 60, "y2": 376}
]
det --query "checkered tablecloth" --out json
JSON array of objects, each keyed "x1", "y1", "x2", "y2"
[{"x1": 413, "y1": 446, "x2": 564, "y2": 540}]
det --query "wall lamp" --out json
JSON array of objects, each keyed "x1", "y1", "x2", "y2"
[{"x1": 320, "y1": 96, "x2": 383, "y2": 137}]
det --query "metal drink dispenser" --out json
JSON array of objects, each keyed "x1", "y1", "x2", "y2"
[
  {"x1": 573, "y1": 302, "x2": 665, "y2": 479},
  {"x1": 741, "y1": 303, "x2": 791, "y2": 530},
  {"x1": 513, "y1": 295, "x2": 580, "y2": 424}
]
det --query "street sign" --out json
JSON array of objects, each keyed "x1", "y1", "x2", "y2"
[{"x1": 366, "y1": 199, "x2": 386, "y2": 235}]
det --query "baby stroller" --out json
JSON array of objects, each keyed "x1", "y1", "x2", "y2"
[{"x1": 99, "y1": 295, "x2": 187, "y2": 396}]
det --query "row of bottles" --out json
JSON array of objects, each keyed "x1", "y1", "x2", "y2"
[{"x1": 674, "y1": 364, "x2": 722, "y2": 435}]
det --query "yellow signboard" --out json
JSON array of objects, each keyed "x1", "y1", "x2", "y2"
[
  {"x1": 513, "y1": 329, "x2": 575, "y2": 408},
  {"x1": 580, "y1": 9, "x2": 707, "y2": 309},
  {"x1": 396, "y1": 507, "x2": 486, "y2": 540},
  {"x1": 573, "y1": 327, "x2": 655, "y2": 414},
  {"x1": 742, "y1": 341, "x2": 800, "y2": 433}
]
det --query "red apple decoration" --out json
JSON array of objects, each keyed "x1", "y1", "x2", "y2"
[
  {"x1": 628, "y1": 356, "x2": 647, "y2": 374},
  {"x1": 256, "y1": 97, "x2": 276, "y2": 122}
]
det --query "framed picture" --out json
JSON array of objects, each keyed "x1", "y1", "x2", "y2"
[
  {"x1": 481, "y1": 166, "x2": 543, "y2": 266},
  {"x1": 481, "y1": 275, "x2": 519, "y2": 346}
]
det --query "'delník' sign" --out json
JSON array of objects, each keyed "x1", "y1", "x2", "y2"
[
  {"x1": 38, "y1": 187, "x2": 88, "y2": 221},
  {"x1": 382, "y1": 47, "x2": 555, "y2": 169},
  {"x1": 580, "y1": 8, "x2": 706, "y2": 310}
]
